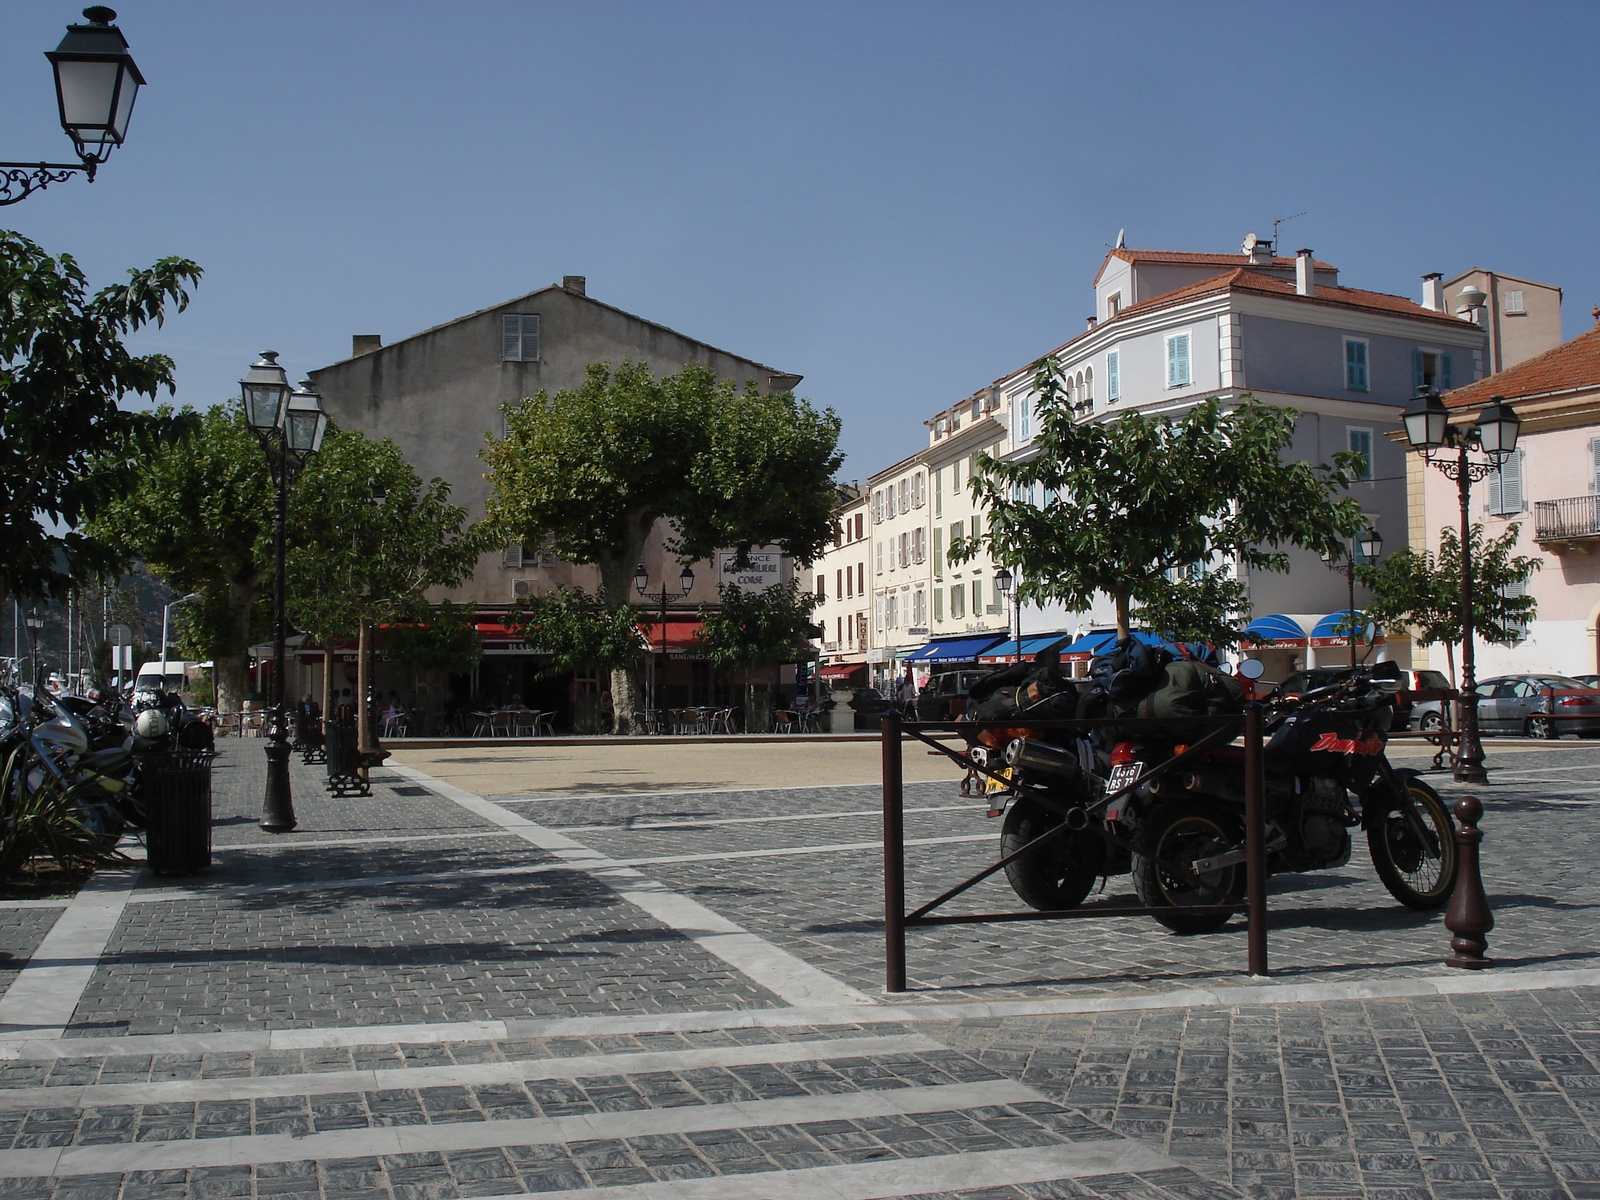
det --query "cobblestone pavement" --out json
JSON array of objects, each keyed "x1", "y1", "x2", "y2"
[{"x1": 0, "y1": 737, "x2": 1596, "y2": 1197}]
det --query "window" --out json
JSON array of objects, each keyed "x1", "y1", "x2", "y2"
[
  {"x1": 932, "y1": 528, "x2": 943, "y2": 578},
  {"x1": 837, "y1": 568, "x2": 844, "y2": 599},
  {"x1": 897, "y1": 531, "x2": 909, "y2": 569},
  {"x1": 1344, "y1": 339, "x2": 1369, "y2": 391},
  {"x1": 933, "y1": 588, "x2": 944, "y2": 621},
  {"x1": 1107, "y1": 292, "x2": 1122, "y2": 318},
  {"x1": 913, "y1": 527, "x2": 926, "y2": 563},
  {"x1": 875, "y1": 542, "x2": 883, "y2": 574},
  {"x1": 897, "y1": 479, "x2": 908, "y2": 512},
  {"x1": 1486, "y1": 449, "x2": 1525, "y2": 515},
  {"x1": 1592, "y1": 437, "x2": 1600, "y2": 494},
  {"x1": 951, "y1": 585, "x2": 965, "y2": 619},
  {"x1": 835, "y1": 616, "x2": 842, "y2": 646},
  {"x1": 933, "y1": 468, "x2": 942, "y2": 517},
  {"x1": 815, "y1": 573, "x2": 826, "y2": 600},
  {"x1": 503, "y1": 542, "x2": 524, "y2": 568},
  {"x1": 1107, "y1": 350, "x2": 1120, "y2": 402},
  {"x1": 950, "y1": 520, "x2": 963, "y2": 554},
  {"x1": 833, "y1": 524, "x2": 843, "y2": 548},
  {"x1": 990, "y1": 577, "x2": 1004, "y2": 614},
  {"x1": 875, "y1": 598, "x2": 884, "y2": 632},
  {"x1": 1347, "y1": 428, "x2": 1374, "y2": 481},
  {"x1": 857, "y1": 562, "x2": 864, "y2": 593},
  {"x1": 1500, "y1": 577, "x2": 1529, "y2": 642},
  {"x1": 501, "y1": 314, "x2": 540, "y2": 362},
  {"x1": 1413, "y1": 349, "x2": 1453, "y2": 391},
  {"x1": 971, "y1": 580, "x2": 983, "y2": 615},
  {"x1": 854, "y1": 514, "x2": 863, "y2": 540},
  {"x1": 1166, "y1": 333, "x2": 1191, "y2": 387},
  {"x1": 887, "y1": 594, "x2": 898, "y2": 628},
  {"x1": 1504, "y1": 289, "x2": 1525, "y2": 315},
  {"x1": 1084, "y1": 367, "x2": 1094, "y2": 411},
  {"x1": 915, "y1": 472, "x2": 926, "y2": 507},
  {"x1": 1018, "y1": 393, "x2": 1031, "y2": 441},
  {"x1": 949, "y1": 407, "x2": 961, "y2": 432},
  {"x1": 952, "y1": 460, "x2": 961, "y2": 492}
]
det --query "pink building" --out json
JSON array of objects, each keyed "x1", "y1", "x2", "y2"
[{"x1": 1415, "y1": 319, "x2": 1600, "y2": 677}]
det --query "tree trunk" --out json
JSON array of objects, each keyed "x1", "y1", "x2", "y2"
[
  {"x1": 319, "y1": 639, "x2": 334, "y2": 737},
  {"x1": 743, "y1": 679, "x2": 772, "y2": 734},
  {"x1": 215, "y1": 653, "x2": 250, "y2": 715},
  {"x1": 596, "y1": 509, "x2": 660, "y2": 736},
  {"x1": 357, "y1": 617, "x2": 373, "y2": 752},
  {"x1": 1114, "y1": 592, "x2": 1132, "y2": 640}
]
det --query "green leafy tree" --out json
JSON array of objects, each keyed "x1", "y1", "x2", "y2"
[
  {"x1": 483, "y1": 360, "x2": 842, "y2": 732},
  {"x1": 952, "y1": 359, "x2": 1369, "y2": 639},
  {"x1": 87, "y1": 403, "x2": 272, "y2": 711},
  {"x1": 1356, "y1": 523, "x2": 1540, "y2": 686},
  {"x1": 510, "y1": 587, "x2": 648, "y2": 679},
  {"x1": 287, "y1": 429, "x2": 491, "y2": 748},
  {"x1": 383, "y1": 601, "x2": 483, "y2": 675},
  {"x1": 696, "y1": 580, "x2": 818, "y2": 731},
  {"x1": 0, "y1": 231, "x2": 200, "y2": 611}
]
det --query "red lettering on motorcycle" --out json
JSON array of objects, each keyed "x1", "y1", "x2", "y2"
[{"x1": 1309, "y1": 732, "x2": 1384, "y2": 755}]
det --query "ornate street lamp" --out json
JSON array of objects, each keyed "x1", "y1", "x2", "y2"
[
  {"x1": 243, "y1": 353, "x2": 328, "y2": 831},
  {"x1": 1400, "y1": 387, "x2": 1521, "y2": 784},
  {"x1": 2, "y1": 8, "x2": 145, "y2": 205},
  {"x1": 995, "y1": 566, "x2": 1022, "y2": 664},
  {"x1": 634, "y1": 563, "x2": 696, "y2": 724}
]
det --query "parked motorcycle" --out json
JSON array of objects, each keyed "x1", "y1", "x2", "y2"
[{"x1": 970, "y1": 653, "x2": 1459, "y2": 934}]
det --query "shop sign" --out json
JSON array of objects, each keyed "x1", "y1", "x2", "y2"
[{"x1": 718, "y1": 549, "x2": 782, "y2": 593}]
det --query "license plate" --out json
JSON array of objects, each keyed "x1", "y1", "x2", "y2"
[{"x1": 1104, "y1": 762, "x2": 1141, "y2": 822}]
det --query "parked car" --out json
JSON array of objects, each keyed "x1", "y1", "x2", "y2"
[
  {"x1": 1275, "y1": 666, "x2": 1450, "y2": 731},
  {"x1": 1575, "y1": 674, "x2": 1600, "y2": 690},
  {"x1": 915, "y1": 669, "x2": 992, "y2": 722},
  {"x1": 1470, "y1": 674, "x2": 1600, "y2": 739}
]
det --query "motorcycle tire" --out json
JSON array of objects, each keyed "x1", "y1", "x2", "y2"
[
  {"x1": 1000, "y1": 798, "x2": 1101, "y2": 911},
  {"x1": 75, "y1": 798, "x2": 126, "y2": 854},
  {"x1": 1366, "y1": 773, "x2": 1457, "y2": 909},
  {"x1": 1131, "y1": 801, "x2": 1243, "y2": 935}
]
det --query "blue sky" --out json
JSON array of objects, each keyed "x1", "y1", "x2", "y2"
[{"x1": 4, "y1": 0, "x2": 1597, "y2": 477}]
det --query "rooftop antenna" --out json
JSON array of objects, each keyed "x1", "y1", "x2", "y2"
[
  {"x1": 1271, "y1": 211, "x2": 1307, "y2": 251},
  {"x1": 1114, "y1": 228, "x2": 1125, "y2": 248}
]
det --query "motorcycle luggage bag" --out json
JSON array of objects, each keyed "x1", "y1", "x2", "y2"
[{"x1": 1133, "y1": 659, "x2": 1244, "y2": 721}]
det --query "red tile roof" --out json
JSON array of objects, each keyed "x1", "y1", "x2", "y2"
[
  {"x1": 1094, "y1": 247, "x2": 1337, "y2": 285},
  {"x1": 1444, "y1": 326, "x2": 1600, "y2": 409},
  {"x1": 1111, "y1": 268, "x2": 1467, "y2": 327}
]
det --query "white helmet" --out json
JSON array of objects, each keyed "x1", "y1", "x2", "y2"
[{"x1": 135, "y1": 709, "x2": 170, "y2": 739}]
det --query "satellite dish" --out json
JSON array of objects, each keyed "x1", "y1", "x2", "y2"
[
  {"x1": 1242, "y1": 232, "x2": 1258, "y2": 254},
  {"x1": 1114, "y1": 228, "x2": 1125, "y2": 249}
]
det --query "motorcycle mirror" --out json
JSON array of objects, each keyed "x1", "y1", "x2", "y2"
[
  {"x1": 1370, "y1": 660, "x2": 1402, "y2": 681},
  {"x1": 1237, "y1": 658, "x2": 1268, "y2": 680}
]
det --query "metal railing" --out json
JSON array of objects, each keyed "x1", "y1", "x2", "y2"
[{"x1": 1534, "y1": 494, "x2": 1600, "y2": 542}]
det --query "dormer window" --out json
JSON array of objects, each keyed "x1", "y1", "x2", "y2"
[{"x1": 1106, "y1": 292, "x2": 1122, "y2": 318}]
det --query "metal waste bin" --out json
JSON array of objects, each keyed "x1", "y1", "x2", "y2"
[{"x1": 141, "y1": 750, "x2": 216, "y2": 875}]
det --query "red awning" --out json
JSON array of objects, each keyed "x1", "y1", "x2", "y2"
[
  {"x1": 818, "y1": 662, "x2": 866, "y2": 679},
  {"x1": 638, "y1": 620, "x2": 705, "y2": 655}
]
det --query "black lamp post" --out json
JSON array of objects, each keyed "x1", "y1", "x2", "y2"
[
  {"x1": 242, "y1": 353, "x2": 328, "y2": 832},
  {"x1": 633, "y1": 563, "x2": 695, "y2": 720},
  {"x1": 2, "y1": 8, "x2": 145, "y2": 204},
  {"x1": 24, "y1": 609, "x2": 45, "y2": 687},
  {"x1": 1400, "y1": 387, "x2": 1521, "y2": 784},
  {"x1": 995, "y1": 566, "x2": 1022, "y2": 663},
  {"x1": 1320, "y1": 526, "x2": 1383, "y2": 667}
]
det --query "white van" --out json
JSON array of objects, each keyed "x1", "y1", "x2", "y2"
[{"x1": 132, "y1": 660, "x2": 194, "y2": 696}]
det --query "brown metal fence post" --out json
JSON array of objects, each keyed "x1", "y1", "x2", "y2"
[
  {"x1": 882, "y1": 710, "x2": 907, "y2": 992},
  {"x1": 1444, "y1": 795, "x2": 1494, "y2": 969},
  {"x1": 1243, "y1": 705, "x2": 1269, "y2": 976}
]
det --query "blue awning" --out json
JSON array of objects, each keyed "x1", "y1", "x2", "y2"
[
  {"x1": 977, "y1": 634, "x2": 1076, "y2": 661},
  {"x1": 1310, "y1": 610, "x2": 1382, "y2": 645},
  {"x1": 1061, "y1": 630, "x2": 1175, "y2": 660},
  {"x1": 1242, "y1": 614, "x2": 1308, "y2": 646},
  {"x1": 905, "y1": 635, "x2": 1006, "y2": 663}
]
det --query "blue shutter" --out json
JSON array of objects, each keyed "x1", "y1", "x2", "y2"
[
  {"x1": 502, "y1": 315, "x2": 521, "y2": 361},
  {"x1": 1177, "y1": 334, "x2": 1190, "y2": 384},
  {"x1": 1413, "y1": 348, "x2": 1425, "y2": 390},
  {"x1": 1168, "y1": 335, "x2": 1190, "y2": 386},
  {"x1": 1107, "y1": 350, "x2": 1120, "y2": 401},
  {"x1": 1345, "y1": 341, "x2": 1368, "y2": 390},
  {"x1": 1440, "y1": 353, "x2": 1453, "y2": 390},
  {"x1": 1591, "y1": 437, "x2": 1600, "y2": 494}
]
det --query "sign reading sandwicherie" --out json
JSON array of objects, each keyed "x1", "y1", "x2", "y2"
[{"x1": 717, "y1": 549, "x2": 783, "y2": 593}]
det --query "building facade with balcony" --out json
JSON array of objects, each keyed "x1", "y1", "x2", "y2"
[
  {"x1": 866, "y1": 452, "x2": 933, "y2": 688},
  {"x1": 1421, "y1": 321, "x2": 1600, "y2": 677}
]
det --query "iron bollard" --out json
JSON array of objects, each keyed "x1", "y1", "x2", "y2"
[{"x1": 1444, "y1": 795, "x2": 1493, "y2": 969}]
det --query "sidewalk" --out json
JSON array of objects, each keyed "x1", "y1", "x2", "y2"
[{"x1": 0, "y1": 738, "x2": 1595, "y2": 1198}]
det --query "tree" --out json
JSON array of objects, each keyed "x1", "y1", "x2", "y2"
[
  {"x1": 1356, "y1": 523, "x2": 1540, "y2": 686},
  {"x1": 953, "y1": 358, "x2": 1369, "y2": 639},
  {"x1": 0, "y1": 231, "x2": 201, "y2": 611},
  {"x1": 87, "y1": 403, "x2": 272, "y2": 711},
  {"x1": 287, "y1": 429, "x2": 491, "y2": 749},
  {"x1": 696, "y1": 580, "x2": 819, "y2": 731},
  {"x1": 483, "y1": 360, "x2": 842, "y2": 732}
]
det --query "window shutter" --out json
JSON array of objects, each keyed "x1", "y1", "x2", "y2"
[
  {"x1": 1486, "y1": 462, "x2": 1503, "y2": 514},
  {"x1": 1413, "y1": 348, "x2": 1425, "y2": 390},
  {"x1": 1591, "y1": 437, "x2": 1600, "y2": 493},
  {"x1": 1441, "y1": 353, "x2": 1453, "y2": 390},
  {"x1": 1502, "y1": 449, "x2": 1524, "y2": 512},
  {"x1": 1167, "y1": 338, "x2": 1178, "y2": 387},
  {"x1": 503, "y1": 542, "x2": 524, "y2": 568},
  {"x1": 932, "y1": 528, "x2": 943, "y2": 577},
  {"x1": 501, "y1": 315, "x2": 522, "y2": 361},
  {"x1": 1107, "y1": 351, "x2": 1120, "y2": 401},
  {"x1": 933, "y1": 589, "x2": 944, "y2": 620}
]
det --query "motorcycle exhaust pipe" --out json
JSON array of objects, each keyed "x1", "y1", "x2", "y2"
[{"x1": 1003, "y1": 736, "x2": 1080, "y2": 780}]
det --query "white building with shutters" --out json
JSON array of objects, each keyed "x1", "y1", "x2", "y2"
[
  {"x1": 865, "y1": 452, "x2": 934, "y2": 687},
  {"x1": 991, "y1": 239, "x2": 1491, "y2": 679},
  {"x1": 810, "y1": 484, "x2": 873, "y2": 689}
]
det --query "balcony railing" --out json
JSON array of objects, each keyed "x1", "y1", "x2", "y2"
[{"x1": 1534, "y1": 494, "x2": 1600, "y2": 544}]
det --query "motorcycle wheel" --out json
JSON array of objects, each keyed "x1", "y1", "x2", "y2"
[
  {"x1": 1000, "y1": 799, "x2": 1101, "y2": 911},
  {"x1": 75, "y1": 798, "x2": 126, "y2": 854},
  {"x1": 1131, "y1": 801, "x2": 1243, "y2": 935},
  {"x1": 1367, "y1": 774, "x2": 1457, "y2": 909}
]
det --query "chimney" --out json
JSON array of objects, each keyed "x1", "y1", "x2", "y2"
[
  {"x1": 1421, "y1": 273, "x2": 1443, "y2": 311},
  {"x1": 1295, "y1": 249, "x2": 1315, "y2": 297},
  {"x1": 352, "y1": 334, "x2": 382, "y2": 356},
  {"x1": 562, "y1": 275, "x2": 586, "y2": 296},
  {"x1": 1249, "y1": 239, "x2": 1274, "y2": 266},
  {"x1": 1085, "y1": 315, "x2": 1098, "y2": 331}
]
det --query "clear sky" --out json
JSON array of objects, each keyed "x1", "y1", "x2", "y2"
[{"x1": 4, "y1": 0, "x2": 1597, "y2": 478}]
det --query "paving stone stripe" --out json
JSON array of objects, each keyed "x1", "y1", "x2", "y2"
[
  {"x1": 0, "y1": 1078, "x2": 1039, "y2": 1177},
  {"x1": 487, "y1": 1141, "x2": 1182, "y2": 1199},
  {"x1": 549, "y1": 801, "x2": 983, "y2": 834},
  {"x1": 214, "y1": 828, "x2": 515, "y2": 853},
  {"x1": 0, "y1": 862, "x2": 142, "y2": 1041},
  {"x1": 387, "y1": 761, "x2": 876, "y2": 1010},
  {"x1": 8, "y1": 965, "x2": 1600, "y2": 1063},
  {"x1": 0, "y1": 1032, "x2": 945, "y2": 1110}
]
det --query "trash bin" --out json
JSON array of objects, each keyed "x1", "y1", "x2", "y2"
[{"x1": 140, "y1": 750, "x2": 216, "y2": 875}]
